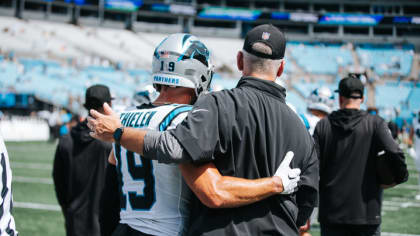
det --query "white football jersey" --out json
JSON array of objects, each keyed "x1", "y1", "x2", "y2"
[
  {"x1": 113, "y1": 104, "x2": 193, "y2": 236},
  {"x1": 298, "y1": 112, "x2": 321, "y2": 135},
  {"x1": 0, "y1": 134, "x2": 17, "y2": 236}
]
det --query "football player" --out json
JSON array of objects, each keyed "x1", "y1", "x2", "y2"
[
  {"x1": 104, "y1": 33, "x2": 301, "y2": 236},
  {"x1": 296, "y1": 86, "x2": 334, "y2": 236},
  {"x1": 299, "y1": 86, "x2": 335, "y2": 135}
]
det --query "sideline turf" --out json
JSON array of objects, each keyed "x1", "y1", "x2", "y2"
[{"x1": 5, "y1": 141, "x2": 420, "y2": 236}]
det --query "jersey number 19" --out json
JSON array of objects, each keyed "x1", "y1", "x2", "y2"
[{"x1": 115, "y1": 144, "x2": 155, "y2": 211}]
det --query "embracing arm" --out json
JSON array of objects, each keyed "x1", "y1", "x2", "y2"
[
  {"x1": 179, "y1": 162, "x2": 282, "y2": 208},
  {"x1": 119, "y1": 128, "x2": 147, "y2": 156},
  {"x1": 180, "y1": 151, "x2": 301, "y2": 208}
]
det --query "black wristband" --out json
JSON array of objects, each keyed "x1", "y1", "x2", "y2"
[{"x1": 113, "y1": 127, "x2": 124, "y2": 145}]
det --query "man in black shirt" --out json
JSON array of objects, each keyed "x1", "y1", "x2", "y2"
[
  {"x1": 313, "y1": 77, "x2": 409, "y2": 236},
  {"x1": 88, "y1": 25, "x2": 318, "y2": 235},
  {"x1": 53, "y1": 85, "x2": 119, "y2": 236}
]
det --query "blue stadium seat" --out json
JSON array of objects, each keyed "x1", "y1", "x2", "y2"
[
  {"x1": 286, "y1": 91, "x2": 307, "y2": 113},
  {"x1": 375, "y1": 85, "x2": 411, "y2": 109},
  {"x1": 288, "y1": 42, "x2": 353, "y2": 75},
  {"x1": 408, "y1": 87, "x2": 420, "y2": 112},
  {"x1": 356, "y1": 45, "x2": 413, "y2": 77}
]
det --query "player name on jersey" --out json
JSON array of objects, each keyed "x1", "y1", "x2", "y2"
[{"x1": 120, "y1": 111, "x2": 156, "y2": 128}]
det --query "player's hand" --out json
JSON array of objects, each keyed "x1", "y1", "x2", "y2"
[
  {"x1": 274, "y1": 151, "x2": 301, "y2": 195},
  {"x1": 87, "y1": 103, "x2": 121, "y2": 143}
]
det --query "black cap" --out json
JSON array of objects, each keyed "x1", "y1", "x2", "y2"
[
  {"x1": 84, "y1": 84, "x2": 113, "y2": 110},
  {"x1": 335, "y1": 77, "x2": 364, "y2": 99},
  {"x1": 243, "y1": 24, "x2": 286, "y2": 60}
]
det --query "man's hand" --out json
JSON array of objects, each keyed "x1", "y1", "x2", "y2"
[
  {"x1": 299, "y1": 220, "x2": 311, "y2": 234},
  {"x1": 87, "y1": 103, "x2": 121, "y2": 143},
  {"x1": 274, "y1": 151, "x2": 301, "y2": 195}
]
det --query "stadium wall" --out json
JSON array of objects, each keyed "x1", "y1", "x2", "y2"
[{"x1": 0, "y1": 117, "x2": 49, "y2": 141}]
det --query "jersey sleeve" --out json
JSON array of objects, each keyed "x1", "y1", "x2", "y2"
[
  {"x1": 166, "y1": 111, "x2": 189, "y2": 131},
  {"x1": 170, "y1": 94, "x2": 222, "y2": 163}
]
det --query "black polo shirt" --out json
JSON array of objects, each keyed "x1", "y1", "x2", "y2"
[{"x1": 171, "y1": 77, "x2": 319, "y2": 236}]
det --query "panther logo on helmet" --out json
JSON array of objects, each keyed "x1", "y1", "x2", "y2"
[{"x1": 307, "y1": 87, "x2": 335, "y2": 114}]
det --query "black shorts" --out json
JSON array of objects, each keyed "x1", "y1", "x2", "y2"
[{"x1": 112, "y1": 223, "x2": 155, "y2": 236}]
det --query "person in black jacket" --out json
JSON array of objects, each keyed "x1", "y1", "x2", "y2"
[
  {"x1": 53, "y1": 84, "x2": 119, "y2": 236},
  {"x1": 313, "y1": 77, "x2": 409, "y2": 236}
]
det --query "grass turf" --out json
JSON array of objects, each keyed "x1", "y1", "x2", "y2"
[
  {"x1": 13, "y1": 208, "x2": 65, "y2": 236},
  {"x1": 5, "y1": 141, "x2": 420, "y2": 236}
]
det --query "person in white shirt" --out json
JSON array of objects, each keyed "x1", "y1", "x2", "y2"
[{"x1": 0, "y1": 134, "x2": 17, "y2": 236}]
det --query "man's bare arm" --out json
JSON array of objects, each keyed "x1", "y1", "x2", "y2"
[
  {"x1": 119, "y1": 128, "x2": 146, "y2": 155},
  {"x1": 179, "y1": 162, "x2": 283, "y2": 208},
  {"x1": 179, "y1": 151, "x2": 301, "y2": 208}
]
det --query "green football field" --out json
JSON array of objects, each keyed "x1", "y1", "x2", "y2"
[{"x1": 4, "y1": 141, "x2": 420, "y2": 236}]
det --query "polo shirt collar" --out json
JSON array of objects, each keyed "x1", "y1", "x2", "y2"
[{"x1": 237, "y1": 76, "x2": 286, "y2": 102}]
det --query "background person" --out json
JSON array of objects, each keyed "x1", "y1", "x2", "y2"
[
  {"x1": 52, "y1": 84, "x2": 119, "y2": 236},
  {"x1": 299, "y1": 86, "x2": 335, "y2": 135},
  {"x1": 297, "y1": 87, "x2": 334, "y2": 236},
  {"x1": 0, "y1": 133, "x2": 17, "y2": 236},
  {"x1": 313, "y1": 77, "x2": 409, "y2": 236}
]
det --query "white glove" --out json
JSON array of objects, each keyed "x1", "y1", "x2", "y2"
[{"x1": 274, "y1": 151, "x2": 301, "y2": 195}]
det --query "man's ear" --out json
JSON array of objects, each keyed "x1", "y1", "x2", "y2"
[
  {"x1": 339, "y1": 96, "x2": 344, "y2": 106},
  {"x1": 237, "y1": 51, "x2": 243, "y2": 71},
  {"x1": 276, "y1": 60, "x2": 285, "y2": 78}
]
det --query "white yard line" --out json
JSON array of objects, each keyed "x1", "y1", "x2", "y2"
[
  {"x1": 13, "y1": 176, "x2": 53, "y2": 184},
  {"x1": 382, "y1": 233, "x2": 420, "y2": 236},
  {"x1": 13, "y1": 202, "x2": 60, "y2": 211},
  {"x1": 10, "y1": 162, "x2": 52, "y2": 170},
  {"x1": 310, "y1": 227, "x2": 420, "y2": 236},
  {"x1": 395, "y1": 184, "x2": 420, "y2": 190},
  {"x1": 383, "y1": 200, "x2": 420, "y2": 208}
]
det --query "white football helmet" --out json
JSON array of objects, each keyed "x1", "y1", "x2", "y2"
[
  {"x1": 152, "y1": 33, "x2": 214, "y2": 96},
  {"x1": 307, "y1": 86, "x2": 335, "y2": 114},
  {"x1": 132, "y1": 85, "x2": 158, "y2": 106}
]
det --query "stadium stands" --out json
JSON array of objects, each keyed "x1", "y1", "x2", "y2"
[
  {"x1": 375, "y1": 84, "x2": 412, "y2": 109},
  {"x1": 0, "y1": 58, "x2": 152, "y2": 113},
  {"x1": 285, "y1": 91, "x2": 307, "y2": 114},
  {"x1": 288, "y1": 42, "x2": 353, "y2": 75},
  {"x1": 0, "y1": 16, "x2": 419, "y2": 120},
  {"x1": 356, "y1": 44, "x2": 414, "y2": 77},
  {"x1": 408, "y1": 87, "x2": 420, "y2": 112}
]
